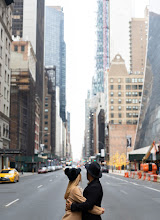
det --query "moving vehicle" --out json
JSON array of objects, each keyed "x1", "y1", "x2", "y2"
[
  {"x1": 38, "y1": 167, "x2": 48, "y2": 174},
  {"x1": 0, "y1": 168, "x2": 19, "y2": 183},
  {"x1": 101, "y1": 165, "x2": 109, "y2": 173}
]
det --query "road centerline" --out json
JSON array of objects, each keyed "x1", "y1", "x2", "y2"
[{"x1": 5, "y1": 199, "x2": 19, "y2": 207}]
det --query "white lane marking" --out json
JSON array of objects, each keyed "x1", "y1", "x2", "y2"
[
  {"x1": 105, "y1": 181, "x2": 110, "y2": 185},
  {"x1": 120, "y1": 190, "x2": 128, "y2": 195},
  {"x1": 5, "y1": 199, "x2": 19, "y2": 207},
  {"x1": 37, "y1": 185, "x2": 43, "y2": 189},
  {"x1": 50, "y1": 180, "x2": 52, "y2": 182},
  {"x1": 131, "y1": 182, "x2": 139, "y2": 186},
  {"x1": 144, "y1": 186, "x2": 160, "y2": 193}
]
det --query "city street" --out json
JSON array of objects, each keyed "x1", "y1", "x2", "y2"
[{"x1": 0, "y1": 168, "x2": 160, "y2": 220}]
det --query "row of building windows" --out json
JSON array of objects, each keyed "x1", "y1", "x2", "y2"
[
  {"x1": 0, "y1": 82, "x2": 9, "y2": 101},
  {"x1": 126, "y1": 92, "x2": 142, "y2": 96},
  {"x1": 110, "y1": 120, "x2": 138, "y2": 125},
  {"x1": 110, "y1": 85, "x2": 143, "y2": 90},
  {"x1": 14, "y1": 45, "x2": 25, "y2": 52},
  {"x1": 110, "y1": 98, "x2": 141, "y2": 104},
  {"x1": 110, "y1": 78, "x2": 144, "y2": 83},
  {"x1": 110, "y1": 113, "x2": 139, "y2": 118}
]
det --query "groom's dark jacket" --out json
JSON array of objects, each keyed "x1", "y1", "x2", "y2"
[{"x1": 71, "y1": 178, "x2": 103, "y2": 220}]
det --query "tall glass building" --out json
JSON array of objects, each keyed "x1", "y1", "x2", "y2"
[
  {"x1": 45, "y1": 6, "x2": 66, "y2": 122},
  {"x1": 93, "y1": 0, "x2": 110, "y2": 96}
]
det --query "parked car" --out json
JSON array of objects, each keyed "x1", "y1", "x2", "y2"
[
  {"x1": 38, "y1": 167, "x2": 48, "y2": 174},
  {"x1": 47, "y1": 166, "x2": 52, "y2": 172},
  {"x1": 101, "y1": 166, "x2": 109, "y2": 173},
  {"x1": 51, "y1": 166, "x2": 56, "y2": 171},
  {"x1": 0, "y1": 168, "x2": 19, "y2": 183}
]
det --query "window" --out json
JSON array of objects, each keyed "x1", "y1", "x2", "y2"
[
  {"x1": 126, "y1": 85, "x2": 131, "y2": 90},
  {"x1": 7, "y1": 74, "x2": 9, "y2": 84},
  {"x1": 45, "y1": 103, "x2": 48, "y2": 107},
  {"x1": 0, "y1": 46, "x2": 2, "y2": 58},
  {"x1": 118, "y1": 92, "x2": 121, "y2": 97},
  {"x1": 110, "y1": 92, "x2": 114, "y2": 97},
  {"x1": 6, "y1": 38, "x2": 8, "y2": 50},
  {"x1": 1, "y1": 29, "x2": 3, "y2": 41},
  {"x1": 45, "y1": 97, "x2": 48, "y2": 101},
  {"x1": 118, "y1": 78, "x2": 121, "y2": 83},
  {"x1": 45, "y1": 115, "x2": 48, "y2": 119},
  {"x1": 132, "y1": 99, "x2": 138, "y2": 104},
  {"x1": 111, "y1": 106, "x2": 114, "y2": 110},
  {"x1": 111, "y1": 120, "x2": 114, "y2": 124},
  {"x1": 132, "y1": 85, "x2": 137, "y2": 90},
  {"x1": 133, "y1": 120, "x2": 138, "y2": 124},
  {"x1": 45, "y1": 109, "x2": 48, "y2": 112},
  {"x1": 44, "y1": 127, "x2": 48, "y2": 131},
  {"x1": 126, "y1": 99, "x2": 132, "y2": 103},
  {"x1": 45, "y1": 121, "x2": 48, "y2": 125},
  {"x1": 127, "y1": 113, "x2": 132, "y2": 118},
  {"x1": 132, "y1": 92, "x2": 138, "y2": 96},
  {"x1": 14, "y1": 45, "x2": 18, "y2": 52},
  {"x1": 139, "y1": 92, "x2": 142, "y2": 96},
  {"x1": 21, "y1": 45, "x2": 25, "y2": 52},
  {"x1": 4, "y1": 87, "x2": 6, "y2": 99},
  {"x1": 126, "y1": 106, "x2": 132, "y2": 111},
  {"x1": 110, "y1": 99, "x2": 114, "y2": 104},
  {"x1": 118, "y1": 106, "x2": 122, "y2": 110},
  {"x1": 126, "y1": 78, "x2": 131, "y2": 83},
  {"x1": 127, "y1": 120, "x2": 132, "y2": 125},
  {"x1": 118, "y1": 85, "x2": 121, "y2": 90},
  {"x1": 119, "y1": 113, "x2": 122, "y2": 118},
  {"x1": 118, "y1": 99, "x2": 121, "y2": 104},
  {"x1": 110, "y1": 85, "x2": 114, "y2": 90},
  {"x1": 8, "y1": 59, "x2": 10, "y2": 68},
  {"x1": 5, "y1": 54, "x2": 7, "y2": 66},
  {"x1": 138, "y1": 78, "x2": 143, "y2": 83},
  {"x1": 111, "y1": 113, "x2": 114, "y2": 118},
  {"x1": 139, "y1": 85, "x2": 143, "y2": 90},
  {"x1": 44, "y1": 139, "x2": 48, "y2": 143},
  {"x1": 5, "y1": 71, "x2": 6, "y2": 82},
  {"x1": 0, "y1": 63, "x2": 1, "y2": 76},
  {"x1": 3, "y1": 104, "x2": 5, "y2": 114},
  {"x1": 7, "y1": 91, "x2": 9, "y2": 101},
  {"x1": 119, "y1": 120, "x2": 122, "y2": 124},
  {"x1": 110, "y1": 78, "x2": 113, "y2": 83}
]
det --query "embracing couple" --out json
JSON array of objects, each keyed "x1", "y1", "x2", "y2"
[{"x1": 62, "y1": 162, "x2": 105, "y2": 220}]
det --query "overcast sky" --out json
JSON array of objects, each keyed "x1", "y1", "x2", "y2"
[{"x1": 46, "y1": 0, "x2": 149, "y2": 161}]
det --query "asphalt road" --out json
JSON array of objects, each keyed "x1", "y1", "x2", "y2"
[{"x1": 0, "y1": 169, "x2": 160, "y2": 220}]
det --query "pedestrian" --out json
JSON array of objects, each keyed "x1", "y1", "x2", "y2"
[
  {"x1": 66, "y1": 162, "x2": 104, "y2": 220},
  {"x1": 62, "y1": 167, "x2": 104, "y2": 220},
  {"x1": 21, "y1": 165, "x2": 24, "y2": 175}
]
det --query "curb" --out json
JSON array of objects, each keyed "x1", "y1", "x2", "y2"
[{"x1": 124, "y1": 171, "x2": 160, "y2": 183}]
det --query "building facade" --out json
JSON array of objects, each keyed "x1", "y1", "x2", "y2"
[
  {"x1": 42, "y1": 67, "x2": 56, "y2": 156},
  {"x1": 107, "y1": 54, "x2": 144, "y2": 125},
  {"x1": 129, "y1": 16, "x2": 148, "y2": 74},
  {"x1": 45, "y1": 6, "x2": 66, "y2": 122},
  {"x1": 0, "y1": 0, "x2": 13, "y2": 170},
  {"x1": 10, "y1": 41, "x2": 36, "y2": 160}
]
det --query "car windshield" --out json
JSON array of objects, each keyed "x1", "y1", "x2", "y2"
[{"x1": 1, "y1": 170, "x2": 14, "y2": 174}]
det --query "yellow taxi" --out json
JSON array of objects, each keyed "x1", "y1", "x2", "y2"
[{"x1": 0, "y1": 168, "x2": 19, "y2": 183}]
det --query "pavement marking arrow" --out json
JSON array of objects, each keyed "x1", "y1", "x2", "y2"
[
  {"x1": 5, "y1": 199, "x2": 19, "y2": 207},
  {"x1": 37, "y1": 185, "x2": 43, "y2": 189}
]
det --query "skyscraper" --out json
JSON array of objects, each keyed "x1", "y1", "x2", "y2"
[
  {"x1": 45, "y1": 6, "x2": 66, "y2": 122},
  {"x1": 93, "y1": 0, "x2": 110, "y2": 96}
]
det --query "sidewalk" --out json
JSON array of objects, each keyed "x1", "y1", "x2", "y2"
[
  {"x1": 109, "y1": 169, "x2": 126, "y2": 176},
  {"x1": 19, "y1": 172, "x2": 37, "y2": 177}
]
